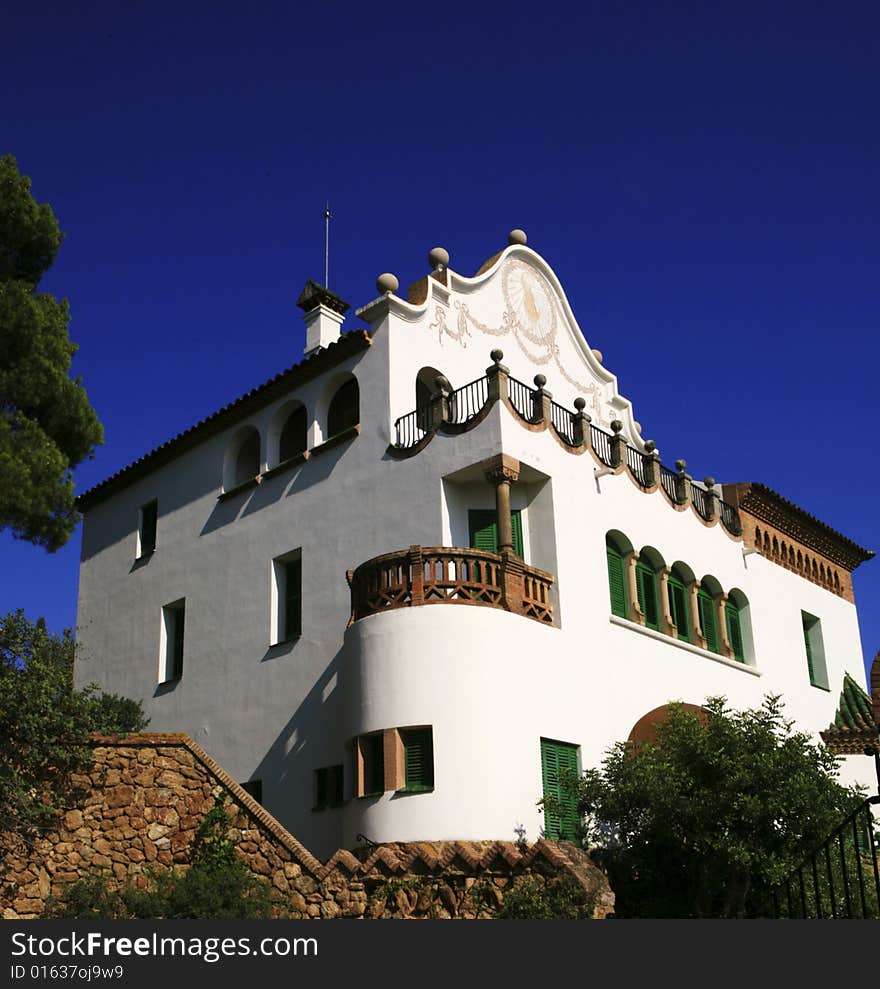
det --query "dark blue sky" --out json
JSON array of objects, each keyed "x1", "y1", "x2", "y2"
[{"x1": 3, "y1": 2, "x2": 878, "y2": 683}]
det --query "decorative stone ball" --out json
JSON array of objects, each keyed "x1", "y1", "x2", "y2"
[
  {"x1": 675, "y1": 458, "x2": 687, "y2": 472},
  {"x1": 534, "y1": 374, "x2": 547, "y2": 389},
  {"x1": 435, "y1": 375, "x2": 450, "y2": 392},
  {"x1": 644, "y1": 440, "x2": 656, "y2": 453},
  {"x1": 633, "y1": 420, "x2": 642, "y2": 434},
  {"x1": 428, "y1": 246, "x2": 449, "y2": 270},
  {"x1": 611, "y1": 420, "x2": 623, "y2": 433},
  {"x1": 574, "y1": 397, "x2": 586, "y2": 411},
  {"x1": 490, "y1": 348, "x2": 504, "y2": 363},
  {"x1": 592, "y1": 349, "x2": 604, "y2": 364},
  {"x1": 704, "y1": 476, "x2": 715, "y2": 489},
  {"x1": 376, "y1": 272, "x2": 399, "y2": 294},
  {"x1": 508, "y1": 229, "x2": 528, "y2": 246}
]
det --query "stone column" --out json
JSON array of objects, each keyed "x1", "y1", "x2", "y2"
[
  {"x1": 716, "y1": 593, "x2": 735, "y2": 659},
  {"x1": 430, "y1": 376, "x2": 452, "y2": 429},
  {"x1": 609, "y1": 420, "x2": 626, "y2": 468},
  {"x1": 674, "y1": 459, "x2": 692, "y2": 506},
  {"x1": 482, "y1": 454, "x2": 521, "y2": 555},
  {"x1": 625, "y1": 552, "x2": 644, "y2": 625},
  {"x1": 486, "y1": 349, "x2": 509, "y2": 404},
  {"x1": 659, "y1": 567, "x2": 677, "y2": 637},
  {"x1": 572, "y1": 398, "x2": 592, "y2": 450},
  {"x1": 531, "y1": 375, "x2": 553, "y2": 425},
  {"x1": 688, "y1": 582, "x2": 707, "y2": 650},
  {"x1": 642, "y1": 441, "x2": 660, "y2": 488},
  {"x1": 703, "y1": 477, "x2": 720, "y2": 523}
]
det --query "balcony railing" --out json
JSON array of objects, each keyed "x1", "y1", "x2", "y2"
[
  {"x1": 389, "y1": 354, "x2": 743, "y2": 538},
  {"x1": 347, "y1": 546, "x2": 554, "y2": 627}
]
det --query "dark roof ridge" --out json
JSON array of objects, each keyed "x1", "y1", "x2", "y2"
[{"x1": 77, "y1": 329, "x2": 372, "y2": 511}]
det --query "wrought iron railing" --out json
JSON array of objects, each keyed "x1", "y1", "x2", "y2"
[
  {"x1": 507, "y1": 375, "x2": 536, "y2": 422},
  {"x1": 590, "y1": 424, "x2": 614, "y2": 467},
  {"x1": 389, "y1": 363, "x2": 742, "y2": 536},
  {"x1": 549, "y1": 400, "x2": 577, "y2": 447},
  {"x1": 766, "y1": 796, "x2": 880, "y2": 919}
]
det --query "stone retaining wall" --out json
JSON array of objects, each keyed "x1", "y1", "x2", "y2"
[{"x1": 1, "y1": 734, "x2": 613, "y2": 920}]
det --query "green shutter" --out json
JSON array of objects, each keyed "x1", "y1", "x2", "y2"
[
  {"x1": 698, "y1": 589, "x2": 719, "y2": 653},
  {"x1": 667, "y1": 574, "x2": 690, "y2": 642},
  {"x1": 401, "y1": 728, "x2": 434, "y2": 791},
  {"x1": 284, "y1": 557, "x2": 302, "y2": 640},
  {"x1": 606, "y1": 545, "x2": 627, "y2": 618},
  {"x1": 636, "y1": 562, "x2": 660, "y2": 631},
  {"x1": 468, "y1": 509, "x2": 523, "y2": 556},
  {"x1": 727, "y1": 604, "x2": 745, "y2": 663},
  {"x1": 802, "y1": 616, "x2": 815, "y2": 683},
  {"x1": 540, "y1": 739, "x2": 580, "y2": 842}
]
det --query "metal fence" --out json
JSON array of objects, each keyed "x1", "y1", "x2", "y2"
[{"x1": 767, "y1": 796, "x2": 880, "y2": 919}]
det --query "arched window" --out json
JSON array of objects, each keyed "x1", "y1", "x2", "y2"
[
  {"x1": 725, "y1": 589, "x2": 750, "y2": 664},
  {"x1": 636, "y1": 548, "x2": 663, "y2": 632},
  {"x1": 697, "y1": 576, "x2": 723, "y2": 655},
  {"x1": 279, "y1": 406, "x2": 308, "y2": 463},
  {"x1": 667, "y1": 563, "x2": 693, "y2": 643},
  {"x1": 327, "y1": 378, "x2": 359, "y2": 437},
  {"x1": 223, "y1": 426, "x2": 261, "y2": 491},
  {"x1": 415, "y1": 366, "x2": 450, "y2": 431},
  {"x1": 605, "y1": 531, "x2": 632, "y2": 620}
]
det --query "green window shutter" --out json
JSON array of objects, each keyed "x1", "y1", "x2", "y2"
[
  {"x1": 606, "y1": 545, "x2": 627, "y2": 618},
  {"x1": 802, "y1": 616, "x2": 815, "y2": 683},
  {"x1": 363, "y1": 735, "x2": 384, "y2": 795},
  {"x1": 468, "y1": 509, "x2": 523, "y2": 556},
  {"x1": 636, "y1": 562, "x2": 660, "y2": 631},
  {"x1": 667, "y1": 574, "x2": 690, "y2": 642},
  {"x1": 401, "y1": 728, "x2": 434, "y2": 791},
  {"x1": 284, "y1": 557, "x2": 302, "y2": 640},
  {"x1": 510, "y1": 510, "x2": 524, "y2": 557},
  {"x1": 726, "y1": 604, "x2": 745, "y2": 663},
  {"x1": 540, "y1": 739, "x2": 580, "y2": 842},
  {"x1": 698, "y1": 589, "x2": 719, "y2": 653}
]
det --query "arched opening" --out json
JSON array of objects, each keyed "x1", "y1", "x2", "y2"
[
  {"x1": 223, "y1": 425, "x2": 261, "y2": 492},
  {"x1": 606, "y1": 530, "x2": 634, "y2": 620},
  {"x1": 667, "y1": 561, "x2": 695, "y2": 643},
  {"x1": 726, "y1": 587, "x2": 753, "y2": 666},
  {"x1": 627, "y1": 703, "x2": 708, "y2": 747},
  {"x1": 278, "y1": 404, "x2": 308, "y2": 463},
  {"x1": 415, "y1": 366, "x2": 450, "y2": 431},
  {"x1": 697, "y1": 575, "x2": 723, "y2": 655},
  {"x1": 327, "y1": 377, "x2": 359, "y2": 438},
  {"x1": 636, "y1": 546, "x2": 665, "y2": 633}
]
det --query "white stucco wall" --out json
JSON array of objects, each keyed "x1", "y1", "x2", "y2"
[{"x1": 77, "y1": 246, "x2": 876, "y2": 858}]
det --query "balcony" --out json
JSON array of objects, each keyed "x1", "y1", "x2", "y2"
[{"x1": 347, "y1": 546, "x2": 554, "y2": 627}]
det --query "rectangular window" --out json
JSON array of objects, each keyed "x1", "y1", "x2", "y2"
[
  {"x1": 606, "y1": 545, "x2": 627, "y2": 619},
  {"x1": 240, "y1": 779, "x2": 263, "y2": 805},
  {"x1": 358, "y1": 733, "x2": 385, "y2": 797},
  {"x1": 137, "y1": 499, "x2": 158, "y2": 558},
  {"x1": 400, "y1": 727, "x2": 434, "y2": 792},
  {"x1": 698, "y1": 590, "x2": 720, "y2": 654},
  {"x1": 540, "y1": 738, "x2": 580, "y2": 842},
  {"x1": 160, "y1": 599, "x2": 185, "y2": 683},
  {"x1": 667, "y1": 576, "x2": 690, "y2": 642},
  {"x1": 313, "y1": 765, "x2": 344, "y2": 810},
  {"x1": 636, "y1": 562, "x2": 660, "y2": 631},
  {"x1": 802, "y1": 612, "x2": 829, "y2": 689},
  {"x1": 271, "y1": 550, "x2": 302, "y2": 644},
  {"x1": 468, "y1": 508, "x2": 524, "y2": 556},
  {"x1": 725, "y1": 603, "x2": 745, "y2": 663}
]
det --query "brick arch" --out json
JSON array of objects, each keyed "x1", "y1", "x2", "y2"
[{"x1": 627, "y1": 703, "x2": 708, "y2": 747}]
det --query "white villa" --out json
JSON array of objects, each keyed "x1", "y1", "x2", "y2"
[{"x1": 75, "y1": 231, "x2": 876, "y2": 859}]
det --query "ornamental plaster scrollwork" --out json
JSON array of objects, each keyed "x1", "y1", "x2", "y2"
[{"x1": 444, "y1": 260, "x2": 611, "y2": 426}]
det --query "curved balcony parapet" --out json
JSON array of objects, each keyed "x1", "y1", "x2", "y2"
[{"x1": 346, "y1": 546, "x2": 554, "y2": 627}]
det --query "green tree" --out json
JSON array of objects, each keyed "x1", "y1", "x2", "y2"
[
  {"x1": 0, "y1": 609, "x2": 148, "y2": 839},
  {"x1": 0, "y1": 154, "x2": 103, "y2": 551},
  {"x1": 546, "y1": 696, "x2": 863, "y2": 918}
]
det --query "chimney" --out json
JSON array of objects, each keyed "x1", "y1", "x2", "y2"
[{"x1": 297, "y1": 280, "x2": 350, "y2": 355}]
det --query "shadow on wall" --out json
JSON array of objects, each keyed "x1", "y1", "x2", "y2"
[{"x1": 250, "y1": 644, "x2": 347, "y2": 857}]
